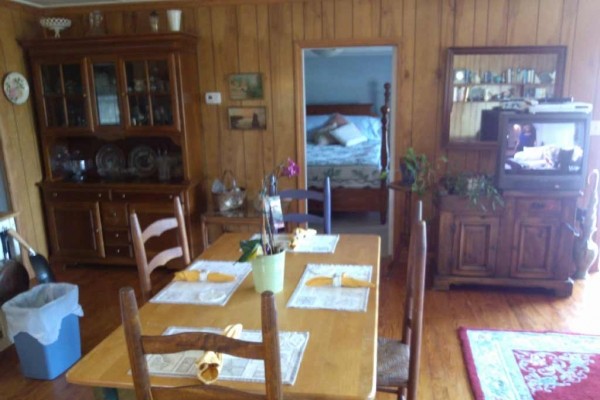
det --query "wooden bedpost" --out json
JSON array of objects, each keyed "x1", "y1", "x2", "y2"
[{"x1": 379, "y1": 82, "x2": 391, "y2": 224}]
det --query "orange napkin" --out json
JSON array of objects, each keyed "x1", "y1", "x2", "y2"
[
  {"x1": 195, "y1": 324, "x2": 243, "y2": 384},
  {"x1": 173, "y1": 270, "x2": 235, "y2": 283},
  {"x1": 306, "y1": 272, "x2": 374, "y2": 288}
]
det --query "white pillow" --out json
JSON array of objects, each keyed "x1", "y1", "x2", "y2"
[{"x1": 329, "y1": 123, "x2": 367, "y2": 147}]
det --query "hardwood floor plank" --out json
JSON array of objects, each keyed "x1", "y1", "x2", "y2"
[{"x1": 2, "y1": 258, "x2": 600, "y2": 399}]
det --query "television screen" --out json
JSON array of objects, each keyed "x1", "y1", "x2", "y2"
[{"x1": 496, "y1": 112, "x2": 591, "y2": 191}]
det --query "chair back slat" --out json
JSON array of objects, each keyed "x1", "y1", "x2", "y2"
[
  {"x1": 278, "y1": 176, "x2": 331, "y2": 234},
  {"x1": 120, "y1": 287, "x2": 282, "y2": 400},
  {"x1": 130, "y1": 196, "x2": 190, "y2": 302},
  {"x1": 402, "y1": 200, "x2": 423, "y2": 345}
]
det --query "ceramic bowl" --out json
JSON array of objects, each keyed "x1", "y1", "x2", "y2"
[{"x1": 39, "y1": 17, "x2": 72, "y2": 38}]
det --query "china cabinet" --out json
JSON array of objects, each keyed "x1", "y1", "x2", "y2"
[
  {"x1": 22, "y1": 33, "x2": 204, "y2": 268},
  {"x1": 435, "y1": 191, "x2": 578, "y2": 296}
]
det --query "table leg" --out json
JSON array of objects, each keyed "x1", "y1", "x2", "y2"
[{"x1": 93, "y1": 387, "x2": 135, "y2": 400}]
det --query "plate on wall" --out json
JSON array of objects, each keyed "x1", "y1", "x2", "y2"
[
  {"x1": 3, "y1": 72, "x2": 30, "y2": 105},
  {"x1": 128, "y1": 145, "x2": 157, "y2": 178},
  {"x1": 96, "y1": 144, "x2": 126, "y2": 177}
]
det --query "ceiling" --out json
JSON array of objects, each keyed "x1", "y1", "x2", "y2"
[{"x1": 12, "y1": 0, "x2": 156, "y2": 8}]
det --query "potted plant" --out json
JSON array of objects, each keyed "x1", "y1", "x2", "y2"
[
  {"x1": 438, "y1": 172, "x2": 504, "y2": 212},
  {"x1": 400, "y1": 147, "x2": 446, "y2": 196}
]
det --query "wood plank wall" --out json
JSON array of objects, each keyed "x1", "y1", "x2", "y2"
[
  {"x1": 0, "y1": 2, "x2": 47, "y2": 258},
  {"x1": 1, "y1": 0, "x2": 599, "y2": 256}
]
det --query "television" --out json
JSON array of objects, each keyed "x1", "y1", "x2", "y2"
[{"x1": 496, "y1": 111, "x2": 591, "y2": 191}]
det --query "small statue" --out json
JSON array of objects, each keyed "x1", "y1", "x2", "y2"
[{"x1": 573, "y1": 169, "x2": 599, "y2": 279}]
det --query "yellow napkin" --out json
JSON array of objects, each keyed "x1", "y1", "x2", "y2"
[
  {"x1": 289, "y1": 228, "x2": 317, "y2": 249},
  {"x1": 195, "y1": 324, "x2": 243, "y2": 384},
  {"x1": 306, "y1": 272, "x2": 374, "y2": 288},
  {"x1": 173, "y1": 270, "x2": 236, "y2": 283}
]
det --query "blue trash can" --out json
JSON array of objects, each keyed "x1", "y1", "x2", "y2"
[{"x1": 1, "y1": 283, "x2": 84, "y2": 380}]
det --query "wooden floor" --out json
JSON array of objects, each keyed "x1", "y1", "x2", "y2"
[{"x1": 2, "y1": 257, "x2": 600, "y2": 400}]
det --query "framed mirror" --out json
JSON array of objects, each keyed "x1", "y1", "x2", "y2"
[{"x1": 442, "y1": 46, "x2": 567, "y2": 148}]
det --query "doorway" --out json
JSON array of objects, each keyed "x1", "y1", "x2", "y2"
[{"x1": 295, "y1": 41, "x2": 398, "y2": 256}]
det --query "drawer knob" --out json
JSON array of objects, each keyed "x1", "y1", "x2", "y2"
[
  {"x1": 169, "y1": 195, "x2": 173, "y2": 200},
  {"x1": 98, "y1": 193, "x2": 102, "y2": 198},
  {"x1": 115, "y1": 233, "x2": 119, "y2": 238},
  {"x1": 116, "y1": 249, "x2": 121, "y2": 254},
  {"x1": 111, "y1": 212, "x2": 117, "y2": 217},
  {"x1": 52, "y1": 192, "x2": 57, "y2": 197},
  {"x1": 121, "y1": 194, "x2": 126, "y2": 199}
]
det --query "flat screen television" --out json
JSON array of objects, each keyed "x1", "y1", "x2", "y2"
[{"x1": 496, "y1": 111, "x2": 591, "y2": 191}]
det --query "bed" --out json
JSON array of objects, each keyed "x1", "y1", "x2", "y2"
[{"x1": 305, "y1": 83, "x2": 391, "y2": 224}]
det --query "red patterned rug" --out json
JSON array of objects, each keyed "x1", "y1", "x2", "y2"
[{"x1": 459, "y1": 328, "x2": 600, "y2": 400}]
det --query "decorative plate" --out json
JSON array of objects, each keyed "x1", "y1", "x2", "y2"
[
  {"x1": 128, "y1": 145, "x2": 157, "y2": 178},
  {"x1": 96, "y1": 144, "x2": 126, "y2": 177},
  {"x1": 39, "y1": 17, "x2": 72, "y2": 38},
  {"x1": 3, "y1": 72, "x2": 30, "y2": 105}
]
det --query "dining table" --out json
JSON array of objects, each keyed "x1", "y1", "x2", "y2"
[{"x1": 66, "y1": 232, "x2": 381, "y2": 399}]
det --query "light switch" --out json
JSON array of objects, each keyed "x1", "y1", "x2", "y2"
[{"x1": 205, "y1": 92, "x2": 221, "y2": 105}]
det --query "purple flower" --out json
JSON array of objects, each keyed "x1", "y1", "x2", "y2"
[{"x1": 281, "y1": 158, "x2": 299, "y2": 178}]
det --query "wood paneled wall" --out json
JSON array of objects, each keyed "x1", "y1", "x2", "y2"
[
  {"x1": 1, "y1": 0, "x2": 599, "y2": 255},
  {"x1": 0, "y1": 3, "x2": 47, "y2": 257}
]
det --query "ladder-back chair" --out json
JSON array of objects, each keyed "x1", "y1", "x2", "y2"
[
  {"x1": 278, "y1": 176, "x2": 331, "y2": 233},
  {"x1": 120, "y1": 286, "x2": 283, "y2": 400},
  {"x1": 130, "y1": 196, "x2": 190, "y2": 302}
]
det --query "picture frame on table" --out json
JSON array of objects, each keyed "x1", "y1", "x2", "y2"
[
  {"x1": 228, "y1": 73, "x2": 263, "y2": 100},
  {"x1": 228, "y1": 107, "x2": 267, "y2": 130}
]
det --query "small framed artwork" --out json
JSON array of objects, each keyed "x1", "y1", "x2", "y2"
[
  {"x1": 228, "y1": 73, "x2": 263, "y2": 100},
  {"x1": 228, "y1": 107, "x2": 267, "y2": 130}
]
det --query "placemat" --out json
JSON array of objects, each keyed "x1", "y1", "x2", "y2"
[
  {"x1": 150, "y1": 260, "x2": 251, "y2": 306},
  {"x1": 251, "y1": 233, "x2": 340, "y2": 253},
  {"x1": 286, "y1": 263, "x2": 373, "y2": 312},
  {"x1": 146, "y1": 326, "x2": 309, "y2": 385}
]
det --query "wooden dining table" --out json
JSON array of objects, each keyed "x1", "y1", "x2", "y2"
[{"x1": 66, "y1": 233, "x2": 381, "y2": 399}]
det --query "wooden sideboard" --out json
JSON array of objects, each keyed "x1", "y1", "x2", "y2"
[
  {"x1": 22, "y1": 33, "x2": 204, "y2": 268},
  {"x1": 434, "y1": 191, "x2": 579, "y2": 297}
]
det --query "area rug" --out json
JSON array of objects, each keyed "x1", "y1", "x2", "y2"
[{"x1": 459, "y1": 328, "x2": 600, "y2": 400}]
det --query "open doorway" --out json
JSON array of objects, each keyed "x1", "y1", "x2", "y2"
[{"x1": 295, "y1": 42, "x2": 398, "y2": 256}]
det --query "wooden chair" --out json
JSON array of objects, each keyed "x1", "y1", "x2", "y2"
[
  {"x1": 119, "y1": 286, "x2": 283, "y2": 400},
  {"x1": 376, "y1": 201, "x2": 427, "y2": 400},
  {"x1": 130, "y1": 196, "x2": 190, "y2": 302},
  {"x1": 277, "y1": 176, "x2": 332, "y2": 234}
]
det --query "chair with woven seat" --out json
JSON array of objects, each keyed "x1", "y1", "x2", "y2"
[
  {"x1": 119, "y1": 286, "x2": 283, "y2": 400},
  {"x1": 277, "y1": 176, "x2": 331, "y2": 234},
  {"x1": 130, "y1": 196, "x2": 190, "y2": 302},
  {"x1": 376, "y1": 201, "x2": 427, "y2": 400}
]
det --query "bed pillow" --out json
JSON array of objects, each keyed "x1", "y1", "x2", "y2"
[
  {"x1": 344, "y1": 115, "x2": 381, "y2": 141},
  {"x1": 329, "y1": 122, "x2": 368, "y2": 147},
  {"x1": 327, "y1": 113, "x2": 350, "y2": 127},
  {"x1": 311, "y1": 122, "x2": 338, "y2": 145}
]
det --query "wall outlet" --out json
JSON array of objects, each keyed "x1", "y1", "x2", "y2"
[
  {"x1": 205, "y1": 92, "x2": 221, "y2": 104},
  {"x1": 591, "y1": 120, "x2": 600, "y2": 136}
]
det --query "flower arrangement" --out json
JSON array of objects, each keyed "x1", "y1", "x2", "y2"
[{"x1": 239, "y1": 158, "x2": 300, "y2": 260}]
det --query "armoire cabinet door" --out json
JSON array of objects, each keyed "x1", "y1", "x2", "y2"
[
  {"x1": 46, "y1": 201, "x2": 104, "y2": 258},
  {"x1": 450, "y1": 214, "x2": 500, "y2": 277},
  {"x1": 34, "y1": 59, "x2": 92, "y2": 134}
]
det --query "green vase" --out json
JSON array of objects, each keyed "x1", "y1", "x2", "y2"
[{"x1": 251, "y1": 250, "x2": 286, "y2": 294}]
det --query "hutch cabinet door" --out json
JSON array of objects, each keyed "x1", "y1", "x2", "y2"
[
  {"x1": 46, "y1": 201, "x2": 104, "y2": 258},
  {"x1": 32, "y1": 58, "x2": 92, "y2": 134},
  {"x1": 510, "y1": 215, "x2": 561, "y2": 279},
  {"x1": 89, "y1": 59, "x2": 123, "y2": 133},
  {"x1": 120, "y1": 55, "x2": 180, "y2": 134},
  {"x1": 450, "y1": 214, "x2": 499, "y2": 277}
]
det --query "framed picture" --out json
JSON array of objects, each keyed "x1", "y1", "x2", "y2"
[
  {"x1": 228, "y1": 107, "x2": 267, "y2": 130},
  {"x1": 228, "y1": 73, "x2": 263, "y2": 100}
]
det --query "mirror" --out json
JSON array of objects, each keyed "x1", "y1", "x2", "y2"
[{"x1": 442, "y1": 46, "x2": 567, "y2": 148}]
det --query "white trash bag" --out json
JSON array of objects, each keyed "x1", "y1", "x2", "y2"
[{"x1": 2, "y1": 283, "x2": 84, "y2": 345}]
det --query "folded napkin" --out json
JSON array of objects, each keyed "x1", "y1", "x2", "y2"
[
  {"x1": 290, "y1": 228, "x2": 317, "y2": 249},
  {"x1": 195, "y1": 324, "x2": 243, "y2": 384},
  {"x1": 173, "y1": 269, "x2": 236, "y2": 283},
  {"x1": 306, "y1": 272, "x2": 374, "y2": 288}
]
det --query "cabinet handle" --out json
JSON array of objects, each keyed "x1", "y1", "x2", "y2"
[
  {"x1": 169, "y1": 195, "x2": 173, "y2": 200},
  {"x1": 115, "y1": 233, "x2": 119, "y2": 238},
  {"x1": 121, "y1": 194, "x2": 126, "y2": 199},
  {"x1": 111, "y1": 212, "x2": 117, "y2": 217},
  {"x1": 98, "y1": 193, "x2": 102, "y2": 198},
  {"x1": 52, "y1": 192, "x2": 58, "y2": 198},
  {"x1": 116, "y1": 249, "x2": 121, "y2": 254}
]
